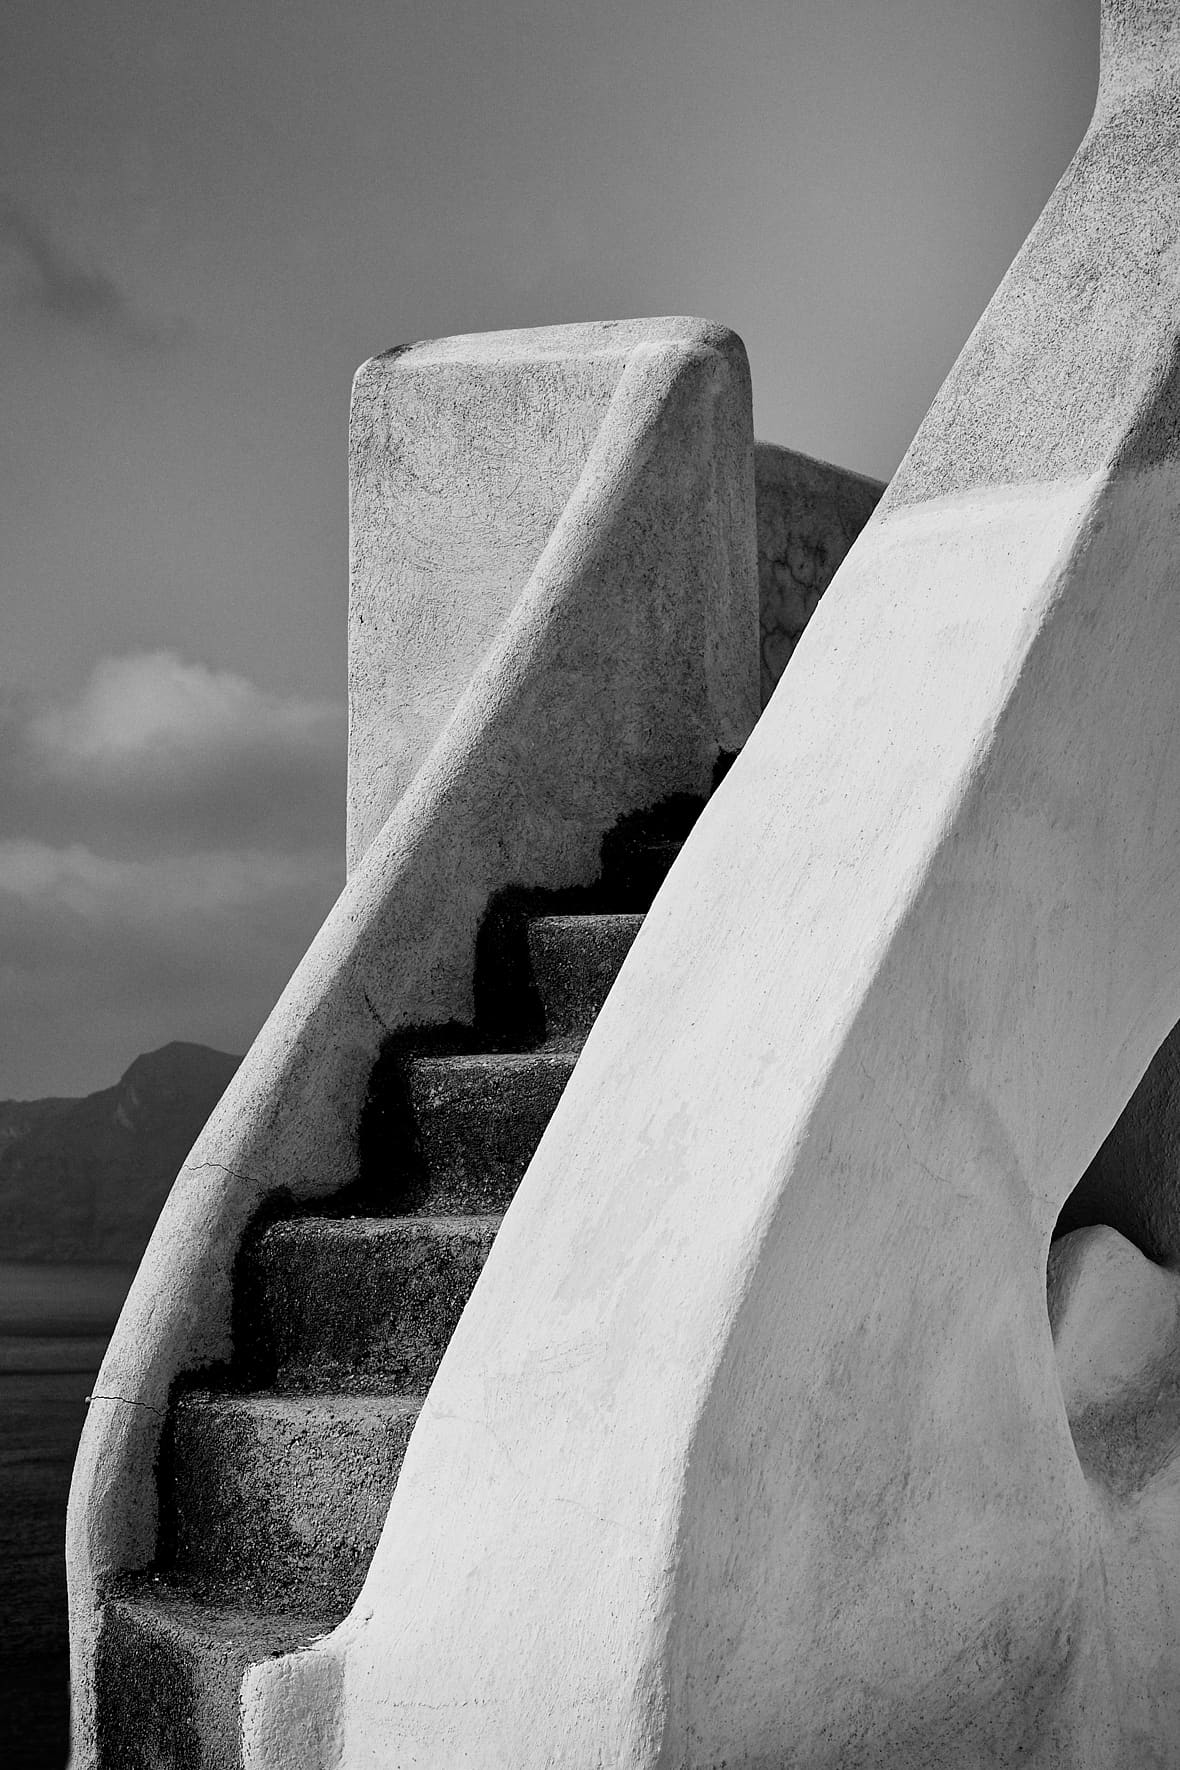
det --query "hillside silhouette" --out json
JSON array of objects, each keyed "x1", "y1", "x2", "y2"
[{"x1": 0, "y1": 1043, "x2": 240, "y2": 1261}]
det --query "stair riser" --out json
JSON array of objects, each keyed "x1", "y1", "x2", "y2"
[
  {"x1": 526, "y1": 914, "x2": 643, "y2": 1042},
  {"x1": 167, "y1": 1398, "x2": 416, "y2": 1612},
  {"x1": 96, "y1": 1607, "x2": 243, "y2": 1770},
  {"x1": 240, "y1": 1219, "x2": 499, "y2": 1390},
  {"x1": 392, "y1": 1056, "x2": 576, "y2": 1213}
]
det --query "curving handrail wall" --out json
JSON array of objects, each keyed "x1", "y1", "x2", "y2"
[{"x1": 65, "y1": 316, "x2": 760, "y2": 1769}]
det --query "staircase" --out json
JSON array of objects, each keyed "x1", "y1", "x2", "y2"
[
  {"x1": 93, "y1": 790, "x2": 716, "y2": 1770},
  {"x1": 73, "y1": 321, "x2": 883, "y2": 1768}
]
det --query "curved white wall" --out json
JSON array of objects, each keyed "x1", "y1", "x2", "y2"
[{"x1": 246, "y1": 7, "x2": 1180, "y2": 1765}]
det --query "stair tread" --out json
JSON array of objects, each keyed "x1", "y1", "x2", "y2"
[
  {"x1": 258, "y1": 1212, "x2": 504, "y2": 1241},
  {"x1": 526, "y1": 911, "x2": 645, "y2": 931},
  {"x1": 385, "y1": 1048, "x2": 577, "y2": 1212},
  {"x1": 175, "y1": 1389, "x2": 426, "y2": 1420},
  {"x1": 406, "y1": 1049, "x2": 579, "y2": 1073},
  {"x1": 107, "y1": 1578, "x2": 335, "y2": 1647},
  {"x1": 524, "y1": 911, "x2": 644, "y2": 1043}
]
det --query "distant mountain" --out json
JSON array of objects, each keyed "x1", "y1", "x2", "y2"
[{"x1": 0, "y1": 1043, "x2": 241, "y2": 1263}]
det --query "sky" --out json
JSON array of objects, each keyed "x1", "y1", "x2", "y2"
[{"x1": 0, "y1": 0, "x2": 1098, "y2": 1099}]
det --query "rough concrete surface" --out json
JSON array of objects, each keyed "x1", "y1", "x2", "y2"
[
  {"x1": 166, "y1": 1391, "x2": 420, "y2": 1612},
  {"x1": 525, "y1": 912, "x2": 643, "y2": 1043},
  {"x1": 238, "y1": 8, "x2": 1180, "y2": 1767},
  {"x1": 403, "y1": 1050, "x2": 577, "y2": 1211},
  {"x1": 67, "y1": 315, "x2": 758, "y2": 1767}
]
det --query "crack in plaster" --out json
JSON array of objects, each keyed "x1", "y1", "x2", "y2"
[
  {"x1": 361, "y1": 986, "x2": 392, "y2": 1034},
  {"x1": 187, "y1": 1161, "x2": 265, "y2": 1188},
  {"x1": 84, "y1": 1393, "x2": 165, "y2": 1416}
]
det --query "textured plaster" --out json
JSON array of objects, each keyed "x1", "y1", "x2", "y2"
[
  {"x1": 753, "y1": 441, "x2": 882, "y2": 706},
  {"x1": 66, "y1": 316, "x2": 758, "y2": 1768},
  {"x1": 347, "y1": 318, "x2": 753, "y2": 871},
  {"x1": 886, "y1": 0, "x2": 1180, "y2": 507},
  {"x1": 247, "y1": 6, "x2": 1180, "y2": 1765}
]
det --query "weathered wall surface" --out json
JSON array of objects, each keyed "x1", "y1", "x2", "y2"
[
  {"x1": 252, "y1": 6, "x2": 1180, "y2": 1765},
  {"x1": 350, "y1": 423, "x2": 878, "y2": 857},
  {"x1": 347, "y1": 322, "x2": 756, "y2": 871},
  {"x1": 753, "y1": 442, "x2": 883, "y2": 705},
  {"x1": 67, "y1": 317, "x2": 758, "y2": 1770},
  {"x1": 351, "y1": 427, "x2": 879, "y2": 842},
  {"x1": 348, "y1": 333, "x2": 617, "y2": 870}
]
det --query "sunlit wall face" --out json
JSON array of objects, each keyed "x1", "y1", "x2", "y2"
[{"x1": 0, "y1": 0, "x2": 1097, "y2": 1097}]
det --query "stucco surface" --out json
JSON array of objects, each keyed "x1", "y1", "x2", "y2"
[
  {"x1": 247, "y1": 6, "x2": 1180, "y2": 1765},
  {"x1": 347, "y1": 317, "x2": 752, "y2": 871},
  {"x1": 753, "y1": 441, "x2": 882, "y2": 706},
  {"x1": 886, "y1": 0, "x2": 1180, "y2": 507},
  {"x1": 67, "y1": 316, "x2": 758, "y2": 1768}
]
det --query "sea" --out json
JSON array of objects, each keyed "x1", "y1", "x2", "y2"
[{"x1": 0, "y1": 1262, "x2": 136, "y2": 1770}]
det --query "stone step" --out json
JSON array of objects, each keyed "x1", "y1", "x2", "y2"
[
  {"x1": 392, "y1": 1050, "x2": 579, "y2": 1212},
  {"x1": 525, "y1": 912, "x2": 644, "y2": 1043},
  {"x1": 167, "y1": 1391, "x2": 421, "y2": 1613},
  {"x1": 238, "y1": 1214, "x2": 501, "y2": 1392},
  {"x1": 96, "y1": 1584, "x2": 330, "y2": 1770}
]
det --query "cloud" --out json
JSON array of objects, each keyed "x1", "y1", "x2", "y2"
[
  {"x1": 0, "y1": 837, "x2": 338, "y2": 988},
  {"x1": 0, "y1": 839, "x2": 340, "y2": 1098},
  {"x1": 0, "y1": 651, "x2": 346, "y2": 854},
  {"x1": 0, "y1": 839, "x2": 330, "y2": 933},
  {"x1": 30, "y1": 651, "x2": 340, "y2": 772},
  {"x1": 0, "y1": 653, "x2": 346, "y2": 1096},
  {"x1": 0, "y1": 196, "x2": 189, "y2": 349}
]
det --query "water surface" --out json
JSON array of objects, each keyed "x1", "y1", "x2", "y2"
[{"x1": 0, "y1": 1262, "x2": 135, "y2": 1770}]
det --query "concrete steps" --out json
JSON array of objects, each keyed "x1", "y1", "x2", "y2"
[{"x1": 94, "y1": 806, "x2": 698, "y2": 1767}]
